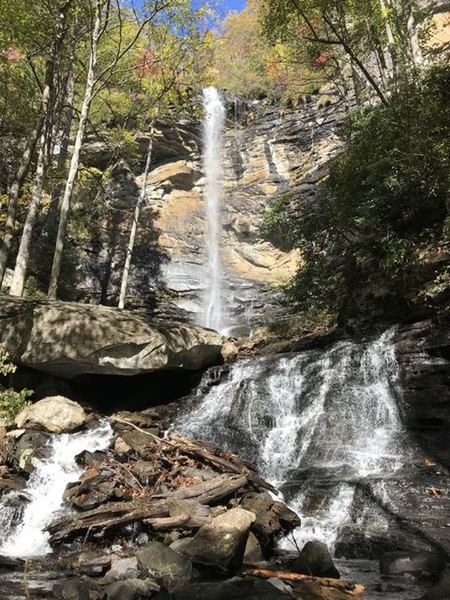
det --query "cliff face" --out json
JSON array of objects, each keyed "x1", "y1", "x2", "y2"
[{"x1": 78, "y1": 91, "x2": 347, "y2": 329}]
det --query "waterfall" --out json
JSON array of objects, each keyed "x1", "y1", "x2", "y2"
[
  {"x1": 177, "y1": 329, "x2": 409, "y2": 551},
  {"x1": 201, "y1": 87, "x2": 226, "y2": 332},
  {"x1": 0, "y1": 421, "x2": 112, "y2": 558}
]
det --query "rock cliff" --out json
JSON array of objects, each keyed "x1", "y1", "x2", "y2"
[{"x1": 77, "y1": 91, "x2": 348, "y2": 330}]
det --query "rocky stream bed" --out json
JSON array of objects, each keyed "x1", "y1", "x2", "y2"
[{"x1": 0, "y1": 396, "x2": 449, "y2": 600}]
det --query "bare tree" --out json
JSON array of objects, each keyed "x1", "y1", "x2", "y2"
[
  {"x1": 48, "y1": 0, "x2": 171, "y2": 299},
  {"x1": 8, "y1": 0, "x2": 75, "y2": 296}
]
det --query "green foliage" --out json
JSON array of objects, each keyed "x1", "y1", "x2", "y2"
[
  {"x1": 284, "y1": 63, "x2": 450, "y2": 324},
  {"x1": 0, "y1": 350, "x2": 32, "y2": 425},
  {"x1": 262, "y1": 193, "x2": 294, "y2": 251}
]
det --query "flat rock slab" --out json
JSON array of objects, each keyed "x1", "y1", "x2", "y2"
[{"x1": 0, "y1": 296, "x2": 223, "y2": 378}]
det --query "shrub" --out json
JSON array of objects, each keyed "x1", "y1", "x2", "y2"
[
  {"x1": 0, "y1": 350, "x2": 32, "y2": 426},
  {"x1": 283, "y1": 63, "x2": 450, "y2": 324}
]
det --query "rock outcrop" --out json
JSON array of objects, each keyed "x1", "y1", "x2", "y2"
[{"x1": 0, "y1": 296, "x2": 223, "y2": 378}]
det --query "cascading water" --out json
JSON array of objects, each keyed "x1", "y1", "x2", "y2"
[
  {"x1": 0, "y1": 421, "x2": 112, "y2": 558},
  {"x1": 201, "y1": 87, "x2": 227, "y2": 332},
  {"x1": 177, "y1": 329, "x2": 410, "y2": 551}
]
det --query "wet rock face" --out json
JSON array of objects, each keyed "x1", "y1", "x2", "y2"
[
  {"x1": 394, "y1": 318, "x2": 450, "y2": 467},
  {"x1": 0, "y1": 295, "x2": 223, "y2": 378},
  {"x1": 75, "y1": 93, "x2": 347, "y2": 329}
]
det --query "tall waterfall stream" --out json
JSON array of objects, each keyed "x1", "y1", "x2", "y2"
[
  {"x1": 201, "y1": 87, "x2": 227, "y2": 332},
  {"x1": 177, "y1": 328, "x2": 411, "y2": 552}
]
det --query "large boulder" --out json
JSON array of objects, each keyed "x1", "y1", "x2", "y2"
[
  {"x1": 0, "y1": 296, "x2": 223, "y2": 378},
  {"x1": 15, "y1": 397, "x2": 87, "y2": 433},
  {"x1": 180, "y1": 507, "x2": 255, "y2": 573},
  {"x1": 292, "y1": 540, "x2": 340, "y2": 579}
]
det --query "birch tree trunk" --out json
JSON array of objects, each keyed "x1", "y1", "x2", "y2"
[
  {"x1": 0, "y1": 119, "x2": 43, "y2": 286},
  {"x1": 403, "y1": 1, "x2": 423, "y2": 65},
  {"x1": 379, "y1": 0, "x2": 398, "y2": 79},
  {"x1": 8, "y1": 2, "x2": 74, "y2": 296},
  {"x1": 47, "y1": 0, "x2": 102, "y2": 299},
  {"x1": 118, "y1": 123, "x2": 155, "y2": 309},
  {"x1": 9, "y1": 125, "x2": 51, "y2": 296},
  {"x1": 46, "y1": 60, "x2": 75, "y2": 236}
]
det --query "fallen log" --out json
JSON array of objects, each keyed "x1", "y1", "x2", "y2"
[
  {"x1": 245, "y1": 568, "x2": 365, "y2": 598},
  {"x1": 48, "y1": 473, "x2": 248, "y2": 544},
  {"x1": 156, "y1": 473, "x2": 248, "y2": 504},
  {"x1": 168, "y1": 433, "x2": 276, "y2": 494},
  {"x1": 48, "y1": 499, "x2": 169, "y2": 544}
]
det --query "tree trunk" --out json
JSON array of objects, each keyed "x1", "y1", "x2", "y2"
[
  {"x1": 118, "y1": 122, "x2": 155, "y2": 309},
  {"x1": 379, "y1": 0, "x2": 398, "y2": 79},
  {"x1": 403, "y1": 0, "x2": 423, "y2": 65},
  {"x1": 47, "y1": 1, "x2": 102, "y2": 300},
  {"x1": 8, "y1": 2, "x2": 73, "y2": 296},
  {"x1": 46, "y1": 58, "x2": 75, "y2": 237},
  {"x1": 8, "y1": 125, "x2": 50, "y2": 296},
  {"x1": 0, "y1": 119, "x2": 43, "y2": 287},
  {"x1": 245, "y1": 568, "x2": 365, "y2": 597}
]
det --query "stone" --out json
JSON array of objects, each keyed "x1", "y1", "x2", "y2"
[
  {"x1": 181, "y1": 507, "x2": 255, "y2": 573},
  {"x1": 121, "y1": 431, "x2": 154, "y2": 457},
  {"x1": 380, "y1": 551, "x2": 445, "y2": 578},
  {"x1": 15, "y1": 396, "x2": 87, "y2": 433},
  {"x1": 105, "y1": 578, "x2": 160, "y2": 600},
  {"x1": 102, "y1": 556, "x2": 140, "y2": 582},
  {"x1": 0, "y1": 296, "x2": 223, "y2": 378},
  {"x1": 77, "y1": 552, "x2": 111, "y2": 576},
  {"x1": 163, "y1": 577, "x2": 292, "y2": 599},
  {"x1": 114, "y1": 436, "x2": 132, "y2": 455},
  {"x1": 136, "y1": 541, "x2": 192, "y2": 585},
  {"x1": 53, "y1": 579, "x2": 90, "y2": 600},
  {"x1": 243, "y1": 532, "x2": 264, "y2": 565},
  {"x1": 14, "y1": 430, "x2": 50, "y2": 473},
  {"x1": 221, "y1": 341, "x2": 238, "y2": 363},
  {"x1": 421, "y1": 573, "x2": 450, "y2": 599},
  {"x1": 131, "y1": 460, "x2": 156, "y2": 484},
  {"x1": 293, "y1": 541, "x2": 340, "y2": 579}
]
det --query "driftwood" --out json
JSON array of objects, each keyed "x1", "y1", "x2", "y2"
[
  {"x1": 48, "y1": 473, "x2": 247, "y2": 544},
  {"x1": 111, "y1": 417, "x2": 274, "y2": 493},
  {"x1": 168, "y1": 433, "x2": 276, "y2": 494},
  {"x1": 245, "y1": 569, "x2": 365, "y2": 598}
]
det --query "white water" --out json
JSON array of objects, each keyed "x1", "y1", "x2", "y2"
[
  {"x1": 177, "y1": 329, "x2": 408, "y2": 551},
  {"x1": 201, "y1": 86, "x2": 227, "y2": 332},
  {"x1": 0, "y1": 421, "x2": 112, "y2": 558}
]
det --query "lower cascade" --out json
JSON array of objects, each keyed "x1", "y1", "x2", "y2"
[
  {"x1": 0, "y1": 421, "x2": 113, "y2": 558},
  {"x1": 177, "y1": 328, "x2": 410, "y2": 551}
]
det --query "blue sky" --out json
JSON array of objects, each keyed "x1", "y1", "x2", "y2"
[{"x1": 128, "y1": 0, "x2": 246, "y2": 16}]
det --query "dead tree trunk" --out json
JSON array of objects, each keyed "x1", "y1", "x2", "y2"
[{"x1": 118, "y1": 121, "x2": 155, "y2": 309}]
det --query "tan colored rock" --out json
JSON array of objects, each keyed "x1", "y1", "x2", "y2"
[
  {"x1": 114, "y1": 436, "x2": 132, "y2": 456},
  {"x1": 221, "y1": 341, "x2": 238, "y2": 362},
  {"x1": 15, "y1": 396, "x2": 87, "y2": 433},
  {"x1": 0, "y1": 296, "x2": 223, "y2": 378},
  {"x1": 148, "y1": 160, "x2": 200, "y2": 191}
]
